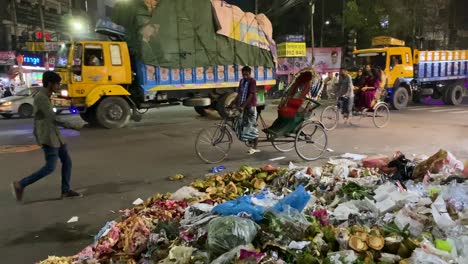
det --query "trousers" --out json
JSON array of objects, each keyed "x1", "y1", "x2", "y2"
[{"x1": 19, "y1": 144, "x2": 72, "y2": 193}]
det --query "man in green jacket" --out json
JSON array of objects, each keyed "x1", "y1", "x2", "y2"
[{"x1": 11, "y1": 71, "x2": 82, "y2": 202}]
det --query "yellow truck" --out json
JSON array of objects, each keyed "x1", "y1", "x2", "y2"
[
  {"x1": 53, "y1": 1, "x2": 276, "y2": 128},
  {"x1": 353, "y1": 36, "x2": 468, "y2": 109}
]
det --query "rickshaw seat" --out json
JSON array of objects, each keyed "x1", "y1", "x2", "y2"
[
  {"x1": 278, "y1": 98, "x2": 303, "y2": 118},
  {"x1": 266, "y1": 115, "x2": 304, "y2": 136}
]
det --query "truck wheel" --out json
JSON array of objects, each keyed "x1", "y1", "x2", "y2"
[
  {"x1": 392, "y1": 87, "x2": 409, "y2": 110},
  {"x1": 194, "y1": 106, "x2": 209, "y2": 116},
  {"x1": 18, "y1": 103, "x2": 34, "y2": 118},
  {"x1": 96, "y1": 97, "x2": 131, "y2": 129},
  {"x1": 216, "y1": 92, "x2": 238, "y2": 119},
  {"x1": 80, "y1": 106, "x2": 99, "y2": 126},
  {"x1": 446, "y1": 85, "x2": 464, "y2": 105}
]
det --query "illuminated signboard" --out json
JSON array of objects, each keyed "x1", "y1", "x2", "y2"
[{"x1": 21, "y1": 54, "x2": 43, "y2": 67}]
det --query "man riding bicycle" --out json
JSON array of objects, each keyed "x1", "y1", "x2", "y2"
[{"x1": 232, "y1": 66, "x2": 260, "y2": 155}]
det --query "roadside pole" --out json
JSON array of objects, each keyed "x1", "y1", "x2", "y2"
[{"x1": 38, "y1": 4, "x2": 49, "y2": 71}]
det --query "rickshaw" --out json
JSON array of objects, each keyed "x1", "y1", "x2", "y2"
[
  {"x1": 320, "y1": 84, "x2": 390, "y2": 130},
  {"x1": 195, "y1": 68, "x2": 328, "y2": 164}
]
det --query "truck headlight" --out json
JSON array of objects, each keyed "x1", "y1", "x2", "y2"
[
  {"x1": 1, "y1": 101, "x2": 12, "y2": 106},
  {"x1": 61, "y1": 89, "x2": 69, "y2": 97}
]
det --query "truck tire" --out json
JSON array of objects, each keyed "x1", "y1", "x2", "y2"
[
  {"x1": 18, "y1": 103, "x2": 34, "y2": 118},
  {"x1": 80, "y1": 106, "x2": 99, "y2": 126},
  {"x1": 194, "y1": 106, "x2": 209, "y2": 116},
  {"x1": 183, "y1": 97, "x2": 211, "y2": 107},
  {"x1": 216, "y1": 92, "x2": 238, "y2": 119},
  {"x1": 96, "y1": 97, "x2": 131, "y2": 129},
  {"x1": 446, "y1": 85, "x2": 464, "y2": 105},
  {"x1": 392, "y1": 87, "x2": 409, "y2": 110}
]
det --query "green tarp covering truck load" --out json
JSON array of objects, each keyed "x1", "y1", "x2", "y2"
[{"x1": 112, "y1": 0, "x2": 276, "y2": 69}]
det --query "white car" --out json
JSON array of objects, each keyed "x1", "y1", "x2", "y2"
[{"x1": 0, "y1": 88, "x2": 38, "y2": 118}]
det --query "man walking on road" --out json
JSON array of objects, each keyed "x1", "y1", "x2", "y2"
[{"x1": 11, "y1": 71, "x2": 82, "y2": 202}]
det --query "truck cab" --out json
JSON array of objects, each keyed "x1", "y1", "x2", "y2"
[
  {"x1": 55, "y1": 41, "x2": 139, "y2": 128},
  {"x1": 353, "y1": 37, "x2": 415, "y2": 110},
  {"x1": 353, "y1": 36, "x2": 468, "y2": 110}
]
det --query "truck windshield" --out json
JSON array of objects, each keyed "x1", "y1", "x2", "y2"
[
  {"x1": 355, "y1": 52, "x2": 387, "y2": 70},
  {"x1": 56, "y1": 44, "x2": 71, "y2": 68}
]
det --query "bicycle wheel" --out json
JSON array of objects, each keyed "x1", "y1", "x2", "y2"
[
  {"x1": 271, "y1": 136, "x2": 295, "y2": 152},
  {"x1": 373, "y1": 103, "x2": 390, "y2": 128},
  {"x1": 320, "y1": 106, "x2": 339, "y2": 131},
  {"x1": 195, "y1": 125, "x2": 232, "y2": 164},
  {"x1": 295, "y1": 123, "x2": 328, "y2": 161}
]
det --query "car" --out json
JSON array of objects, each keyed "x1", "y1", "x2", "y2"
[{"x1": 0, "y1": 88, "x2": 38, "y2": 118}]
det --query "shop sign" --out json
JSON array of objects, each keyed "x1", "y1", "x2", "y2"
[
  {"x1": 20, "y1": 53, "x2": 43, "y2": 67},
  {"x1": 0, "y1": 51, "x2": 16, "y2": 65},
  {"x1": 26, "y1": 42, "x2": 65, "y2": 52},
  {"x1": 277, "y1": 42, "x2": 307, "y2": 58}
]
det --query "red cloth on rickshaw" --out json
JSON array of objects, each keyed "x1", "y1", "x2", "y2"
[
  {"x1": 358, "y1": 78, "x2": 380, "y2": 109},
  {"x1": 278, "y1": 98, "x2": 303, "y2": 118}
]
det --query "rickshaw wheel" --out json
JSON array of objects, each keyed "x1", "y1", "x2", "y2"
[
  {"x1": 320, "y1": 106, "x2": 339, "y2": 131},
  {"x1": 271, "y1": 137, "x2": 295, "y2": 153},
  {"x1": 373, "y1": 103, "x2": 390, "y2": 128},
  {"x1": 295, "y1": 122, "x2": 328, "y2": 161},
  {"x1": 195, "y1": 125, "x2": 232, "y2": 164}
]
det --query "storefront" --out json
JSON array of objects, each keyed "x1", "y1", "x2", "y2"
[
  {"x1": 0, "y1": 51, "x2": 16, "y2": 87},
  {"x1": 11, "y1": 52, "x2": 57, "y2": 87}
]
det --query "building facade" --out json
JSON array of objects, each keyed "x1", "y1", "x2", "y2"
[{"x1": 0, "y1": 0, "x2": 115, "y2": 87}]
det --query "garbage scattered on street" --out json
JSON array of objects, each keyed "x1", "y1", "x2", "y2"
[
  {"x1": 40, "y1": 149, "x2": 468, "y2": 264},
  {"x1": 132, "y1": 198, "x2": 144, "y2": 206},
  {"x1": 211, "y1": 166, "x2": 226, "y2": 173},
  {"x1": 168, "y1": 174, "x2": 185, "y2": 181},
  {"x1": 66, "y1": 216, "x2": 79, "y2": 224},
  {"x1": 269, "y1": 157, "x2": 286, "y2": 161}
]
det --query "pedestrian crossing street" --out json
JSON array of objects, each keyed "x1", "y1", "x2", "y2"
[{"x1": 405, "y1": 105, "x2": 468, "y2": 114}]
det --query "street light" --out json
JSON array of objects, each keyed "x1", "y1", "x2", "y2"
[
  {"x1": 325, "y1": 20, "x2": 330, "y2": 25},
  {"x1": 71, "y1": 20, "x2": 84, "y2": 32}
]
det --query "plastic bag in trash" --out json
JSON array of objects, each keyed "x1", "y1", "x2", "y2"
[
  {"x1": 211, "y1": 245, "x2": 255, "y2": 264},
  {"x1": 207, "y1": 216, "x2": 258, "y2": 258},
  {"x1": 264, "y1": 206, "x2": 311, "y2": 241},
  {"x1": 212, "y1": 196, "x2": 265, "y2": 222},
  {"x1": 408, "y1": 248, "x2": 448, "y2": 264},
  {"x1": 251, "y1": 189, "x2": 283, "y2": 209},
  {"x1": 272, "y1": 185, "x2": 310, "y2": 213},
  {"x1": 394, "y1": 209, "x2": 424, "y2": 237},
  {"x1": 158, "y1": 246, "x2": 195, "y2": 264},
  {"x1": 169, "y1": 186, "x2": 205, "y2": 201},
  {"x1": 327, "y1": 250, "x2": 358, "y2": 264},
  {"x1": 431, "y1": 195, "x2": 456, "y2": 231},
  {"x1": 332, "y1": 165, "x2": 349, "y2": 179}
]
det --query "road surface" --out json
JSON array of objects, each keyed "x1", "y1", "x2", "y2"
[{"x1": 0, "y1": 101, "x2": 467, "y2": 263}]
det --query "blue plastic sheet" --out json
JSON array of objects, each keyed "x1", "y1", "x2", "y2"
[
  {"x1": 212, "y1": 196, "x2": 265, "y2": 222},
  {"x1": 272, "y1": 185, "x2": 310, "y2": 213}
]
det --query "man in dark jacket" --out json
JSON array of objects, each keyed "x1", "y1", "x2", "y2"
[{"x1": 11, "y1": 71, "x2": 82, "y2": 202}]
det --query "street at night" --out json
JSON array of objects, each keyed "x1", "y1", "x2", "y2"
[
  {"x1": 1, "y1": 101, "x2": 468, "y2": 263},
  {"x1": 1, "y1": 0, "x2": 468, "y2": 263}
]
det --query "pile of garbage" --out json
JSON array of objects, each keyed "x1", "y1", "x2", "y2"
[{"x1": 40, "y1": 150, "x2": 468, "y2": 264}]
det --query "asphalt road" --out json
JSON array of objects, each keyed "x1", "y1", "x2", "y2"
[{"x1": 0, "y1": 100, "x2": 468, "y2": 263}]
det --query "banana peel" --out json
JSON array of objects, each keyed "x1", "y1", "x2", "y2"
[
  {"x1": 224, "y1": 181, "x2": 238, "y2": 195},
  {"x1": 251, "y1": 178, "x2": 266, "y2": 190},
  {"x1": 168, "y1": 174, "x2": 185, "y2": 181},
  {"x1": 367, "y1": 235, "x2": 385, "y2": 250},
  {"x1": 349, "y1": 236, "x2": 368, "y2": 252}
]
